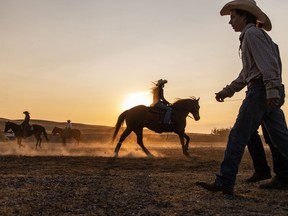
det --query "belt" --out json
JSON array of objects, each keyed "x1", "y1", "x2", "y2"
[{"x1": 248, "y1": 78, "x2": 264, "y2": 89}]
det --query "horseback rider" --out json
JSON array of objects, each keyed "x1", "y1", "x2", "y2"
[
  {"x1": 65, "y1": 120, "x2": 72, "y2": 138},
  {"x1": 21, "y1": 111, "x2": 31, "y2": 137},
  {"x1": 150, "y1": 79, "x2": 172, "y2": 124}
]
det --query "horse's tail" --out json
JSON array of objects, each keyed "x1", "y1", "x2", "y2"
[
  {"x1": 112, "y1": 110, "x2": 128, "y2": 141},
  {"x1": 42, "y1": 127, "x2": 49, "y2": 142}
]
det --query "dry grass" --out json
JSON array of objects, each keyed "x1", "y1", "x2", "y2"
[{"x1": 0, "y1": 140, "x2": 287, "y2": 216}]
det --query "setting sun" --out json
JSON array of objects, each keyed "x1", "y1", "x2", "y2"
[{"x1": 121, "y1": 91, "x2": 152, "y2": 111}]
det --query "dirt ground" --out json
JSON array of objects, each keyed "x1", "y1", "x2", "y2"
[{"x1": 0, "y1": 141, "x2": 288, "y2": 216}]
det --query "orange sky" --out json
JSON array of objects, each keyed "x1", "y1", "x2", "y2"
[{"x1": 1, "y1": 0, "x2": 288, "y2": 133}]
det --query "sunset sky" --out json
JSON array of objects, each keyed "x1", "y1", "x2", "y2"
[{"x1": 1, "y1": 0, "x2": 288, "y2": 133}]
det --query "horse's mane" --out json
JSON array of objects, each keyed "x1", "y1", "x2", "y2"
[{"x1": 173, "y1": 97, "x2": 197, "y2": 105}]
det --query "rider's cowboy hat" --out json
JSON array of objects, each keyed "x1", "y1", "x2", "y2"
[
  {"x1": 220, "y1": 0, "x2": 272, "y2": 31},
  {"x1": 155, "y1": 79, "x2": 168, "y2": 86},
  {"x1": 23, "y1": 111, "x2": 30, "y2": 114}
]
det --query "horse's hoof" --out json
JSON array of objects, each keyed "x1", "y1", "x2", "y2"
[
  {"x1": 183, "y1": 152, "x2": 190, "y2": 157},
  {"x1": 107, "y1": 157, "x2": 116, "y2": 164}
]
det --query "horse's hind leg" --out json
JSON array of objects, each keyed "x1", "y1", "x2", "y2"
[
  {"x1": 135, "y1": 128, "x2": 153, "y2": 157},
  {"x1": 114, "y1": 128, "x2": 132, "y2": 158},
  {"x1": 34, "y1": 135, "x2": 41, "y2": 149},
  {"x1": 17, "y1": 138, "x2": 24, "y2": 148}
]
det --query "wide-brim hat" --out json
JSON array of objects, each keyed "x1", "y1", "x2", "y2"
[
  {"x1": 155, "y1": 79, "x2": 167, "y2": 86},
  {"x1": 23, "y1": 111, "x2": 30, "y2": 114},
  {"x1": 220, "y1": 0, "x2": 272, "y2": 31}
]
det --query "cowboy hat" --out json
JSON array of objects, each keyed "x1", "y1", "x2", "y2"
[
  {"x1": 155, "y1": 79, "x2": 168, "y2": 86},
  {"x1": 220, "y1": 0, "x2": 272, "y2": 31},
  {"x1": 23, "y1": 111, "x2": 30, "y2": 114}
]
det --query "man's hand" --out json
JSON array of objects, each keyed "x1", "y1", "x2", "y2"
[
  {"x1": 267, "y1": 97, "x2": 280, "y2": 109},
  {"x1": 215, "y1": 91, "x2": 228, "y2": 102}
]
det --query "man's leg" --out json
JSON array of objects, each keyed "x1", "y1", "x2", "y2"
[
  {"x1": 260, "y1": 113, "x2": 288, "y2": 189},
  {"x1": 246, "y1": 129, "x2": 271, "y2": 183},
  {"x1": 262, "y1": 108, "x2": 288, "y2": 160},
  {"x1": 164, "y1": 107, "x2": 172, "y2": 124},
  {"x1": 197, "y1": 86, "x2": 266, "y2": 194}
]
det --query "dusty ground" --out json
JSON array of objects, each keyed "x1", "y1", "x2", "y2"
[{"x1": 0, "y1": 140, "x2": 288, "y2": 216}]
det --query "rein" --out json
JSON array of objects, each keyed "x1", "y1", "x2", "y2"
[{"x1": 187, "y1": 115, "x2": 194, "y2": 119}]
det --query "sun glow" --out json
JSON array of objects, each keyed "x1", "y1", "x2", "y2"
[{"x1": 121, "y1": 91, "x2": 152, "y2": 110}]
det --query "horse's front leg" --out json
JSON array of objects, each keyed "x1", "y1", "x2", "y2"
[
  {"x1": 183, "y1": 133, "x2": 190, "y2": 152},
  {"x1": 178, "y1": 133, "x2": 189, "y2": 157}
]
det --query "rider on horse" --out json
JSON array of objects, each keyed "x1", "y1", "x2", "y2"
[
  {"x1": 65, "y1": 120, "x2": 72, "y2": 138},
  {"x1": 21, "y1": 111, "x2": 32, "y2": 137},
  {"x1": 150, "y1": 79, "x2": 172, "y2": 125}
]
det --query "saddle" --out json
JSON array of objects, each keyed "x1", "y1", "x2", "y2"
[
  {"x1": 149, "y1": 106, "x2": 166, "y2": 114},
  {"x1": 22, "y1": 126, "x2": 33, "y2": 137},
  {"x1": 148, "y1": 106, "x2": 174, "y2": 133}
]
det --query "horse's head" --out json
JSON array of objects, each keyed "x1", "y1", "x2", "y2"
[
  {"x1": 190, "y1": 97, "x2": 200, "y2": 121},
  {"x1": 172, "y1": 97, "x2": 200, "y2": 121}
]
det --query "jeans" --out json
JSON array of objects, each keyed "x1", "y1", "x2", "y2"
[
  {"x1": 216, "y1": 84, "x2": 288, "y2": 191},
  {"x1": 247, "y1": 129, "x2": 271, "y2": 175},
  {"x1": 248, "y1": 125, "x2": 288, "y2": 181},
  {"x1": 155, "y1": 102, "x2": 172, "y2": 124},
  {"x1": 262, "y1": 124, "x2": 288, "y2": 182}
]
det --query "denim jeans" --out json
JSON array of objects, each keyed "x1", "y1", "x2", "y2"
[
  {"x1": 247, "y1": 129, "x2": 271, "y2": 175},
  {"x1": 249, "y1": 125, "x2": 288, "y2": 181},
  {"x1": 216, "y1": 84, "x2": 288, "y2": 191},
  {"x1": 155, "y1": 102, "x2": 172, "y2": 124}
]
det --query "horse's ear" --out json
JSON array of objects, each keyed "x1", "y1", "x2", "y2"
[{"x1": 197, "y1": 97, "x2": 200, "y2": 101}]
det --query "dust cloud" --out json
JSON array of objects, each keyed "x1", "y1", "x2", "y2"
[{"x1": 0, "y1": 140, "x2": 168, "y2": 158}]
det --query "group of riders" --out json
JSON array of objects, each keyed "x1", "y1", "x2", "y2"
[
  {"x1": 20, "y1": 111, "x2": 73, "y2": 138},
  {"x1": 18, "y1": 78, "x2": 172, "y2": 138}
]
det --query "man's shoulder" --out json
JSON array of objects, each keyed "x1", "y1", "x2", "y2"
[
  {"x1": 245, "y1": 26, "x2": 269, "y2": 41},
  {"x1": 245, "y1": 26, "x2": 262, "y2": 36}
]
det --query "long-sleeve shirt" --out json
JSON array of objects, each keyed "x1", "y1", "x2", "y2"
[
  {"x1": 66, "y1": 123, "x2": 72, "y2": 129},
  {"x1": 151, "y1": 86, "x2": 170, "y2": 106},
  {"x1": 23, "y1": 114, "x2": 30, "y2": 124},
  {"x1": 222, "y1": 23, "x2": 282, "y2": 99}
]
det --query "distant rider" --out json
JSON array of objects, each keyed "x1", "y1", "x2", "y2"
[
  {"x1": 65, "y1": 120, "x2": 72, "y2": 137},
  {"x1": 150, "y1": 79, "x2": 172, "y2": 124},
  {"x1": 21, "y1": 111, "x2": 31, "y2": 137}
]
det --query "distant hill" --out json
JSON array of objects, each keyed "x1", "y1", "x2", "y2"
[
  {"x1": 0, "y1": 117, "x2": 114, "y2": 133},
  {"x1": 0, "y1": 117, "x2": 226, "y2": 143}
]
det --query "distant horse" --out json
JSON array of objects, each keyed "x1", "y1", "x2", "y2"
[
  {"x1": 4, "y1": 121, "x2": 49, "y2": 148},
  {"x1": 51, "y1": 127, "x2": 81, "y2": 145},
  {"x1": 112, "y1": 97, "x2": 200, "y2": 158}
]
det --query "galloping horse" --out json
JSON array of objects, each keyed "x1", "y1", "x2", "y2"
[
  {"x1": 4, "y1": 121, "x2": 49, "y2": 148},
  {"x1": 51, "y1": 127, "x2": 81, "y2": 145},
  {"x1": 112, "y1": 97, "x2": 200, "y2": 158}
]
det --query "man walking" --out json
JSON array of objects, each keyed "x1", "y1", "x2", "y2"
[{"x1": 197, "y1": 0, "x2": 288, "y2": 195}]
